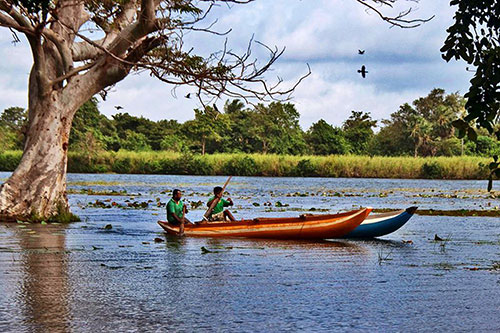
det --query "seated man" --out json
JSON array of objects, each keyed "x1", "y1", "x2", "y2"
[
  {"x1": 206, "y1": 186, "x2": 235, "y2": 221},
  {"x1": 166, "y1": 189, "x2": 190, "y2": 234}
]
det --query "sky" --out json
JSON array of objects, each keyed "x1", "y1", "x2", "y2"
[{"x1": 0, "y1": 0, "x2": 471, "y2": 129}]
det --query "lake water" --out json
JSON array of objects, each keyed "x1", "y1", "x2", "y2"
[{"x1": 0, "y1": 173, "x2": 499, "y2": 332}]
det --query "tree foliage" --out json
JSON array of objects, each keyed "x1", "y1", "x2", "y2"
[
  {"x1": 342, "y1": 111, "x2": 377, "y2": 154},
  {"x1": 0, "y1": 107, "x2": 27, "y2": 150},
  {"x1": 442, "y1": 0, "x2": 500, "y2": 138},
  {"x1": 306, "y1": 120, "x2": 350, "y2": 155}
]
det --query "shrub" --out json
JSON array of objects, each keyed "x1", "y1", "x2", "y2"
[
  {"x1": 421, "y1": 161, "x2": 444, "y2": 179},
  {"x1": 293, "y1": 159, "x2": 319, "y2": 177},
  {"x1": 112, "y1": 157, "x2": 132, "y2": 173},
  {"x1": 223, "y1": 156, "x2": 259, "y2": 176},
  {"x1": 0, "y1": 151, "x2": 22, "y2": 171}
]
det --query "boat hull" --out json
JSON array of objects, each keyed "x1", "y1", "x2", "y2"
[
  {"x1": 158, "y1": 208, "x2": 372, "y2": 240},
  {"x1": 343, "y1": 206, "x2": 417, "y2": 238}
]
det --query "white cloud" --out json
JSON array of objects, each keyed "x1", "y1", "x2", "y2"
[{"x1": 0, "y1": 0, "x2": 472, "y2": 129}]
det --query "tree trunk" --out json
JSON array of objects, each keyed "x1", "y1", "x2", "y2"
[
  {"x1": 201, "y1": 137, "x2": 206, "y2": 155},
  {"x1": 0, "y1": 92, "x2": 75, "y2": 221}
]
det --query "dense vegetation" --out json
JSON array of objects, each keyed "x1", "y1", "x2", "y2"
[
  {"x1": 1, "y1": 87, "x2": 498, "y2": 179},
  {"x1": 0, "y1": 151, "x2": 492, "y2": 179},
  {"x1": 2, "y1": 88, "x2": 498, "y2": 158}
]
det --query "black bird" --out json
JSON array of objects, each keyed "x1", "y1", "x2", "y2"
[
  {"x1": 213, "y1": 104, "x2": 220, "y2": 113},
  {"x1": 185, "y1": 93, "x2": 191, "y2": 99},
  {"x1": 357, "y1": 65, "x2": 368, "y2": 78},
  {"x1": 114, "y1": 105, "x2": 124, "y2": 110},
  {"x1": 358, "y1": 49, "x2": 365, "y2": 55}
]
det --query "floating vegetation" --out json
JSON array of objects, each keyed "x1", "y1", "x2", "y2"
[
  {"x1": 190, "y1": 200, "x2": 203, "y2": 209},
  {"x1": 68, "y1": 188, "x2": 133, "y2": 196},
  {"x1": 87, "y1": 199, "x2": 156, "y2": 209}
]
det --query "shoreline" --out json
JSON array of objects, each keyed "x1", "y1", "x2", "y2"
[{"x1": 0, "y1": 150, "x2": 494, "y2": 180}]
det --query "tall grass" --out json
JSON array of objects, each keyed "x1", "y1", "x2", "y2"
[{"x1": 0, "y1": 150, "x2": 492, "y2": 179}]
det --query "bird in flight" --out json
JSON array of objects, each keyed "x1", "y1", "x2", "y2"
[
  {"x1": 114, "y1": 105, "x2": 124, "y2": 110},
  {"x1": 213, "y1": 104, "x2": 221, "y2": 119},
  {"x1": 185, "y1": 93, "x2": 191, "y2": 99},
  {"x1": 357, "y1": 65, "x2": 368, "y2": 78},
  {"x1": 358, "y1": 49, "x2": 365, "y2": 55}
]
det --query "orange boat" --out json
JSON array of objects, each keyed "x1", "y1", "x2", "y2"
[{"x1": 157, "y1": 208, "x2": 372, "y2": 240}]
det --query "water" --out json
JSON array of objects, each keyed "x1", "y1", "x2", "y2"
[{"x1": 0, "y1": 173, "x2": 499, "y2": 332}]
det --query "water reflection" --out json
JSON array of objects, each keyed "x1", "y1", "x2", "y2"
[{"x1": 13, "y1": 224, "x2": 70, "y2": 332}]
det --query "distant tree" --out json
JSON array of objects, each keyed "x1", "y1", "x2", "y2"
[
  {"x1": 342, "y1": 111, "x2": 377, "y2": 154},
  {"x1": 250, "y1": 102, "x2": 306, "y2": 155},
  {"x1": 70, "y1": 98, "x2": 119, "y2": 151},
  {"x1": 120, "y1": 130, "x2": 151, "y2": 151},
  {"x1": 306, "y1": 119, "x2": 350, "y2": 155},
  {"x1": 160, "y1": 135, "x2": 186, "y2": 153},
  {"x1": 224, "y1": 100, "x2": 255, "y2": 153},
  {"x1": 371, "y1": 104, "x2": 415, "y2": 156},
  {"x1": 0, "y1": 107, "x2": 27, "y2": 149},
  {"x1": 182, "y1": 106, "x2": 229, "y2": 155},
  {"x1": 373, "y1": 89, "x2": 464, "y2": 157}
]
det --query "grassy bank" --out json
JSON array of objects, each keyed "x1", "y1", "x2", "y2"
[{"x1": 0, "y1": 150, "x2": 492, "y2": 179}]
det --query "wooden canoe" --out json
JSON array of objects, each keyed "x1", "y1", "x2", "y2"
[
  {"x1": 158, "y1": 208, "x2": 372, "y2": 240},
  {"x1": 343, "y1": 206, "x2": 417, "y2": 238}
]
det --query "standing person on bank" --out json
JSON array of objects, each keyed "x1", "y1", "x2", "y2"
[
  {"x1": 206, "y1": 186, "x2": 236, "y2": 221},
  {"x1": 166, "y1": 189, "x2": 190, "y2": 234}
]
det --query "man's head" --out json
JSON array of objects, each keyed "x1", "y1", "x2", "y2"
[
  {"x1": 172, "y1": 189, "x2": 182, "y2": 201},
  {"x1": 213, "y1": 186, "x2": 223, "y2": 196}
]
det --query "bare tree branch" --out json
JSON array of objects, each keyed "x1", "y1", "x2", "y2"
[{"x1": 355, "y1": 0, "x2": 433, "y2": 28}]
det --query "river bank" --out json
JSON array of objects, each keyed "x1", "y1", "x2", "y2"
[{"x1": 0, "y1": 150, "x2": 493, "y2": 179}]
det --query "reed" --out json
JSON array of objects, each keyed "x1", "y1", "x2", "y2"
[{"x1": 0, "y1": 150, "x2": 493, "y2": 179}]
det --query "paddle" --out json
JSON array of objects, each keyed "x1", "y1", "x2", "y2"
[{"x1": 203, "y1": 176, "x2": 232, "y2": 221}]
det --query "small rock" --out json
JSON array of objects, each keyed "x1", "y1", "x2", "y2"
[
  {"x1": 154, "y1": 237, "x2": 164, "y2": 243},
  {"x1": 434, "y1": 234, "x2": 444, "y2": 241},
  {"x1": 104, "y1": 224, "x2": 112, "y2": 230}
]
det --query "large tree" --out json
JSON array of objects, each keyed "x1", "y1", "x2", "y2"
[
  {"x1": 342, "y1": 111, "x2": 377, "y2": 155},
  {"x1": 0, "y1": 0, "x2": 303, "y2": 221},
  {"x1": 0, "y1": 0, "x2": 429, "y2": 220}
]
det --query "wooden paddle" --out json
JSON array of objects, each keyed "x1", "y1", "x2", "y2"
[{"x1": 203, "y1": 176, "x2": 232, "y2": 221}]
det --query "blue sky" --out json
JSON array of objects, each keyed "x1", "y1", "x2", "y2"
[{"x1": 0, "y1": 0, "x2": 471, "y2": 128}]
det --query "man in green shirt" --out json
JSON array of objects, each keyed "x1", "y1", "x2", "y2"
[
  {"x1": 167, "y1": 189, "x2": 190, "y2": 234},
  {"x1": 206, "y1": 186, "x2": 235, "y2": 222}
]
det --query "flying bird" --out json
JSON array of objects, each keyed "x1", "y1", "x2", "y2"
[
  {"x1": 185, "y1": 93, "x2": 191, "y2": 99},
  {"x1": 212, "y1": 104, "x2": 221, "y2": 119},
  {"x1": 114, "y1": 105, "x2": 124, "y2": 110},
  {"x1": 358, "y1": 49, "x2": 365, "y2": 55},
  {"x1": 213, "y1": 104, "x2": 220, "y2": 113},
  {"x1": 357, "y1": 65, "x2": 368, "y2": 78}
]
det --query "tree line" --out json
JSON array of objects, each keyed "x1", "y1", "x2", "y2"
[{"x1": 1, "y1": 88, "x2": 498, "y2": 157}]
